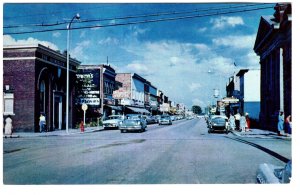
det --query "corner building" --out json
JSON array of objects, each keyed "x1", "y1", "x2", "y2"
[
  {"x1": 3, "y1": 44, "x2": 80, "y2": 132},
  {"x1": 254, "y1": 3, "x2": 291, "y2": 130}
]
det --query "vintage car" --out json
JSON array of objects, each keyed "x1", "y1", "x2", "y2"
[
  {"x1": 102, "y1": 115, "x2": 124, "y2": 129},
  {"x1": 120, "y1": 114, "x2": 147, "y2": 133},
  {"x1": 257, "y1": 161, "x2": 291, "y2": 184},
  {"x1": 208, "y1": 115, "x2": 229, "y2": 134},
  {"x1": 158, "y1": 115, "x2": 172, "y2": 125},
  {"x1": 142, "y1": 115, "x2": 157, "y2": 124}
]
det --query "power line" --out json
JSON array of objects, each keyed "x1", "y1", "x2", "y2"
[
  {"x1": 4, "y1": 5, "x2": 274, "y2": 35},
  {"x1": 4, "y1": 3, "x2": 272, "y2": 29}
]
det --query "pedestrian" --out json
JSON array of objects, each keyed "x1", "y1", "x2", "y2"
[
  {"x1": 285, "y1": 115, "x2": 292, "y2": 135},
  {"x1": 229, "y1": 113, "x2": 236, "y2": 131},
  {"x1": 234, "y1": 112, "x2": 241, "y2": 131},
  {"x1": 277, "y1": 111, "x2": 285, "y2": 136},
  {"x1": 245, "y1": 113, "x2": 251, "y2": 131},
  {"x1": 80, "y1": 121, "x2": 84, "y2": 132},
  {"x1": 240, "y1": 113, "x2": 247, "y2": 132},
  {"x1": 39, "y1": 113, "x2": 46, "y2": 132}
]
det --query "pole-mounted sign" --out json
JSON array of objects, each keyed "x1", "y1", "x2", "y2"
[{"x1": 81, "y1": 103, "x2": 88, "y2": 125}]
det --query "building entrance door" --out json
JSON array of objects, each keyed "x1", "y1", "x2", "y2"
[{"x1": 54, "y1": 95, "x2": 62, "y2": 130}]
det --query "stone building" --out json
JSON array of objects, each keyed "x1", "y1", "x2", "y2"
[
  {"x1": 3, "y1": 44, "x2": 80, "y2": 132},
  {"x1": 254, "y1": 3, "x2": 291, "y2": 130}
]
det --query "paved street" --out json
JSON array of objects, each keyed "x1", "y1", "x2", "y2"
[{"x1": 3, "y1": 118, "x2": 291, "y2": 184}]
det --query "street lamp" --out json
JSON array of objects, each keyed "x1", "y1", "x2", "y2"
[{"x1": 66, "y1": 13, "x2": 80, "y2": 134}]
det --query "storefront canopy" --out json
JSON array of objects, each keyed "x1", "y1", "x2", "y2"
[
  {"x1": 105, "y1": 105, "x2": 123, "y2": 111},
  {"x1": 126, "y1": 106, "x2": 150, "y2": 114}
]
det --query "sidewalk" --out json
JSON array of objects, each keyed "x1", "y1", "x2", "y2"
[
  {"x1": 3, "y1": 126, "x2": 104, "y2": 138},
  {"x1": 230, "y1": 128, "x2": 292, "y2": 140}
]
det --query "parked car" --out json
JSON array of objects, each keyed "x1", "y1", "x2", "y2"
[
  {"x1": 120, "y1": 114, "x2": 147, "y2": 133},
  {"x1": 257, "y1": 161, "x2": 291, "y2": 183},
  {"x1": 159, "y1": 115, "x2": 172, "y2": 125},
  {"x1": 102, "y1": 115, "x2": 124, "y2": 129},
  {"x1": 142, "y1": 115, "x2": 157, "y2": 124},
  {"x1": 208, "y1": 115, "x2": 229, "y2": 134},
  {"x1": 170, "y1": 116, "x2": 176, "y2": 121}
]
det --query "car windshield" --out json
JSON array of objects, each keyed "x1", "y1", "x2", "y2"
[
  {"x1": 126, "y1": 115, "x2": 140, "y2": 119},
  {"x1": 108, "y1": 116, "x2": 121, "y2": 120},
  {"x1": 161, "y1": 116, "x2": 170, "y2": 119}
]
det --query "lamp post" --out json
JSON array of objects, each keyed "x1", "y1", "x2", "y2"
[{"x1": 66, "y1": 13, "x2": 80, "y2": 134}]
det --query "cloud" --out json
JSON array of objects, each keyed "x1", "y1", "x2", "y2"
[
  {"x1": 192, "y1": 98, "x2": 205, "y2": 107},
  {"x1": 189, "y1": 83, "x2": 202, "y2": 92},
  {"x1": 210, "y1": 16, "x2": 244, "y2": 29},
  {"x1": 130, "y1": 26, "x2": 149, "y2": 37},
  {"x1": 70, "y1": 40, "x2": 91, "y2": 61},
  {"x1": 198, "y1": 27, "x2": 207, "y2": 33},
  {"x1": 3, "y1": 35, "x2": 59, "y2": 51},
  {"x1": 121, "y1": 40, "x2": 234, "y2": 106},
  {"x1": 212, "y1": 35, "x2": 256, "y2": 49},
  {"x1": 80, "y1": 31, "x2": 86, "y2": 38},
  {"x1": 52, "y1": 32, "x2": 61, "y2": 38},
  {"x1": 98, "y1": 37, "x2": 119, "y2": 45},
  {"x1": 123, "y1": 63, "x2": 154, "y2": 76},
  {"x1": 245, "y1": 51, "x2": 260, "y2": 68}
]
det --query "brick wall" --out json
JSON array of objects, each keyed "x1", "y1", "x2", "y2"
[
  {"x1": 113, "y1": 73, "x2": 132, "y2": 99},
  {"x1": 3, "y1": 59, "x2": 36, "y2": 132}
]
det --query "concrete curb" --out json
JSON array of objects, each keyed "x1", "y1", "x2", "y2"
[
  {"x1": 230, "y1": 130, "x2": 292, "y2": 140},
  {"x1": 4, "y1": 127, "x2": 104, "y2": 138}
]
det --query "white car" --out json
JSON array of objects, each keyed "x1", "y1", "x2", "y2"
[{"x1": 102, "y1": 115, "x2": 124, "y2": 129}]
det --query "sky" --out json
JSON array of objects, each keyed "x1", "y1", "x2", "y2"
[{"x1": 3, "y1": 2, "x2": 276, "y2": 108}]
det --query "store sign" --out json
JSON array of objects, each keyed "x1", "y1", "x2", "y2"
[{"x1": 76, "y1": 69, "x2": 100, "y2": 106}]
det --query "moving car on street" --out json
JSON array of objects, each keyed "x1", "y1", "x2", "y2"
[
  {"x1": 159, "y1": 115, "x2": 172, "y2": 125},
  {"x1": 102, "y1": 115, "x2": 124, "y2": 129},
  {"x1": 208, "y1": 115, "x2": 229, "y2": 134},
  {"x1": 120, "y1": 114, "x2": 147, "y2": 133}
]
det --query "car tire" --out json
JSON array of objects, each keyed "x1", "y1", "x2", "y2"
[{"x1": 121, "y1": 130, "x2": 125, "y2": 133}]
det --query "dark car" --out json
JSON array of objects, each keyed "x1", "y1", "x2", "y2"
[
  {"x1": 159, "y1": 115, "x2": 172, "y2": 125},
  {"x1": 142, "y1": 115, "x2": 157, "y2": 124},
  {"x1": 208, "y1": 115, "x2": 229, "y2": 134},
  {"x1": 120, "y1": 114, "x2": 147, "y2": 133}
]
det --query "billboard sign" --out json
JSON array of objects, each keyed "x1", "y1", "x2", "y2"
[{"x1": 76, "y1": 69, "x2": 101, "y2": 106}]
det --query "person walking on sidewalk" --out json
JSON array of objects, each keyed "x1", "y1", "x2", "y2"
[
  {"x1": 229, "y1": 113, "x2": 236, "y2": 131},
  {"x1": 285, "y1": 115, "x2": 292, "y2": 135},
  {"x1": 234, "y1": 112, "x2": 241, "y2": 131},
  {"x1": 245, "y1": 113, "x2": 251, "y2": 131},
  {"x1": 240, "y1": 113, "x2": 247, "y2": 132},
  {"x1": 277, "y1": 111, "x2": 285, "y2": 136},
  {"x1": 39, "y1": 113, "x2": 46, "y2": 132}
]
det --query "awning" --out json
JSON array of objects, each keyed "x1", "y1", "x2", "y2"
[
  {"x1": 105, "y1": 105, "x2": 123, "y2": 111},
  {"x1": 126, "y1": 106, "x2": 150, "y2": 114}
]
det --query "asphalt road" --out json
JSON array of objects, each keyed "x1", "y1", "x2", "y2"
[{"x1": 3, "y1": 118, "x2": 291, "y2": 184}]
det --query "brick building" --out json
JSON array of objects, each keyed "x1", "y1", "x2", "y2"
[
  {"x1": 254, "y1": 3, "x2": 291, "y2": 130},
  {"x1": 3, "y1": 44, "x2": 80, "y2": 132},
  {"x1": 113, "y1": 73, "x2": 150, "y2": 114}
]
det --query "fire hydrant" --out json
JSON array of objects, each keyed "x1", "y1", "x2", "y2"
[{"x1": 80, "y1": 121, "x2": 84, "y2": 132}]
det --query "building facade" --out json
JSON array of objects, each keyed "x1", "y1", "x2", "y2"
[
  {"x1": 3, "y1": 44, "x2": 80, "y2": 132},
  {"x1": 76, "y1": 65, "x2": 121, "y2": 123},
  {"x1": 236, "y1": 69, "x2": 261, "y2": 120},
  {"x1": 254, "y1": 3, "x2": 291, "y2": 130},
  {"x1": 113, "y1": 73, "x2": 150, "y2": 114}
]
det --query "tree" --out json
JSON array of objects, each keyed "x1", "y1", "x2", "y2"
[{"x1": 191, "y1": 105, "x2": 202, "y2": 115}]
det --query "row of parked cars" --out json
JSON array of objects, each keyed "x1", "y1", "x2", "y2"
[{"x1": 102, "y1": 114, "x2": 183, "y2": 133}]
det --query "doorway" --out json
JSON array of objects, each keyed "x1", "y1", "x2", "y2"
[{"x1": 53, "y1": 95, "x2": 62, "y2": 130}]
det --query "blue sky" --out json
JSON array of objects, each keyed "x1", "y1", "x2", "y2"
[{"x1": 3, "y1": 3, "x2": 276, "y2": 108}]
